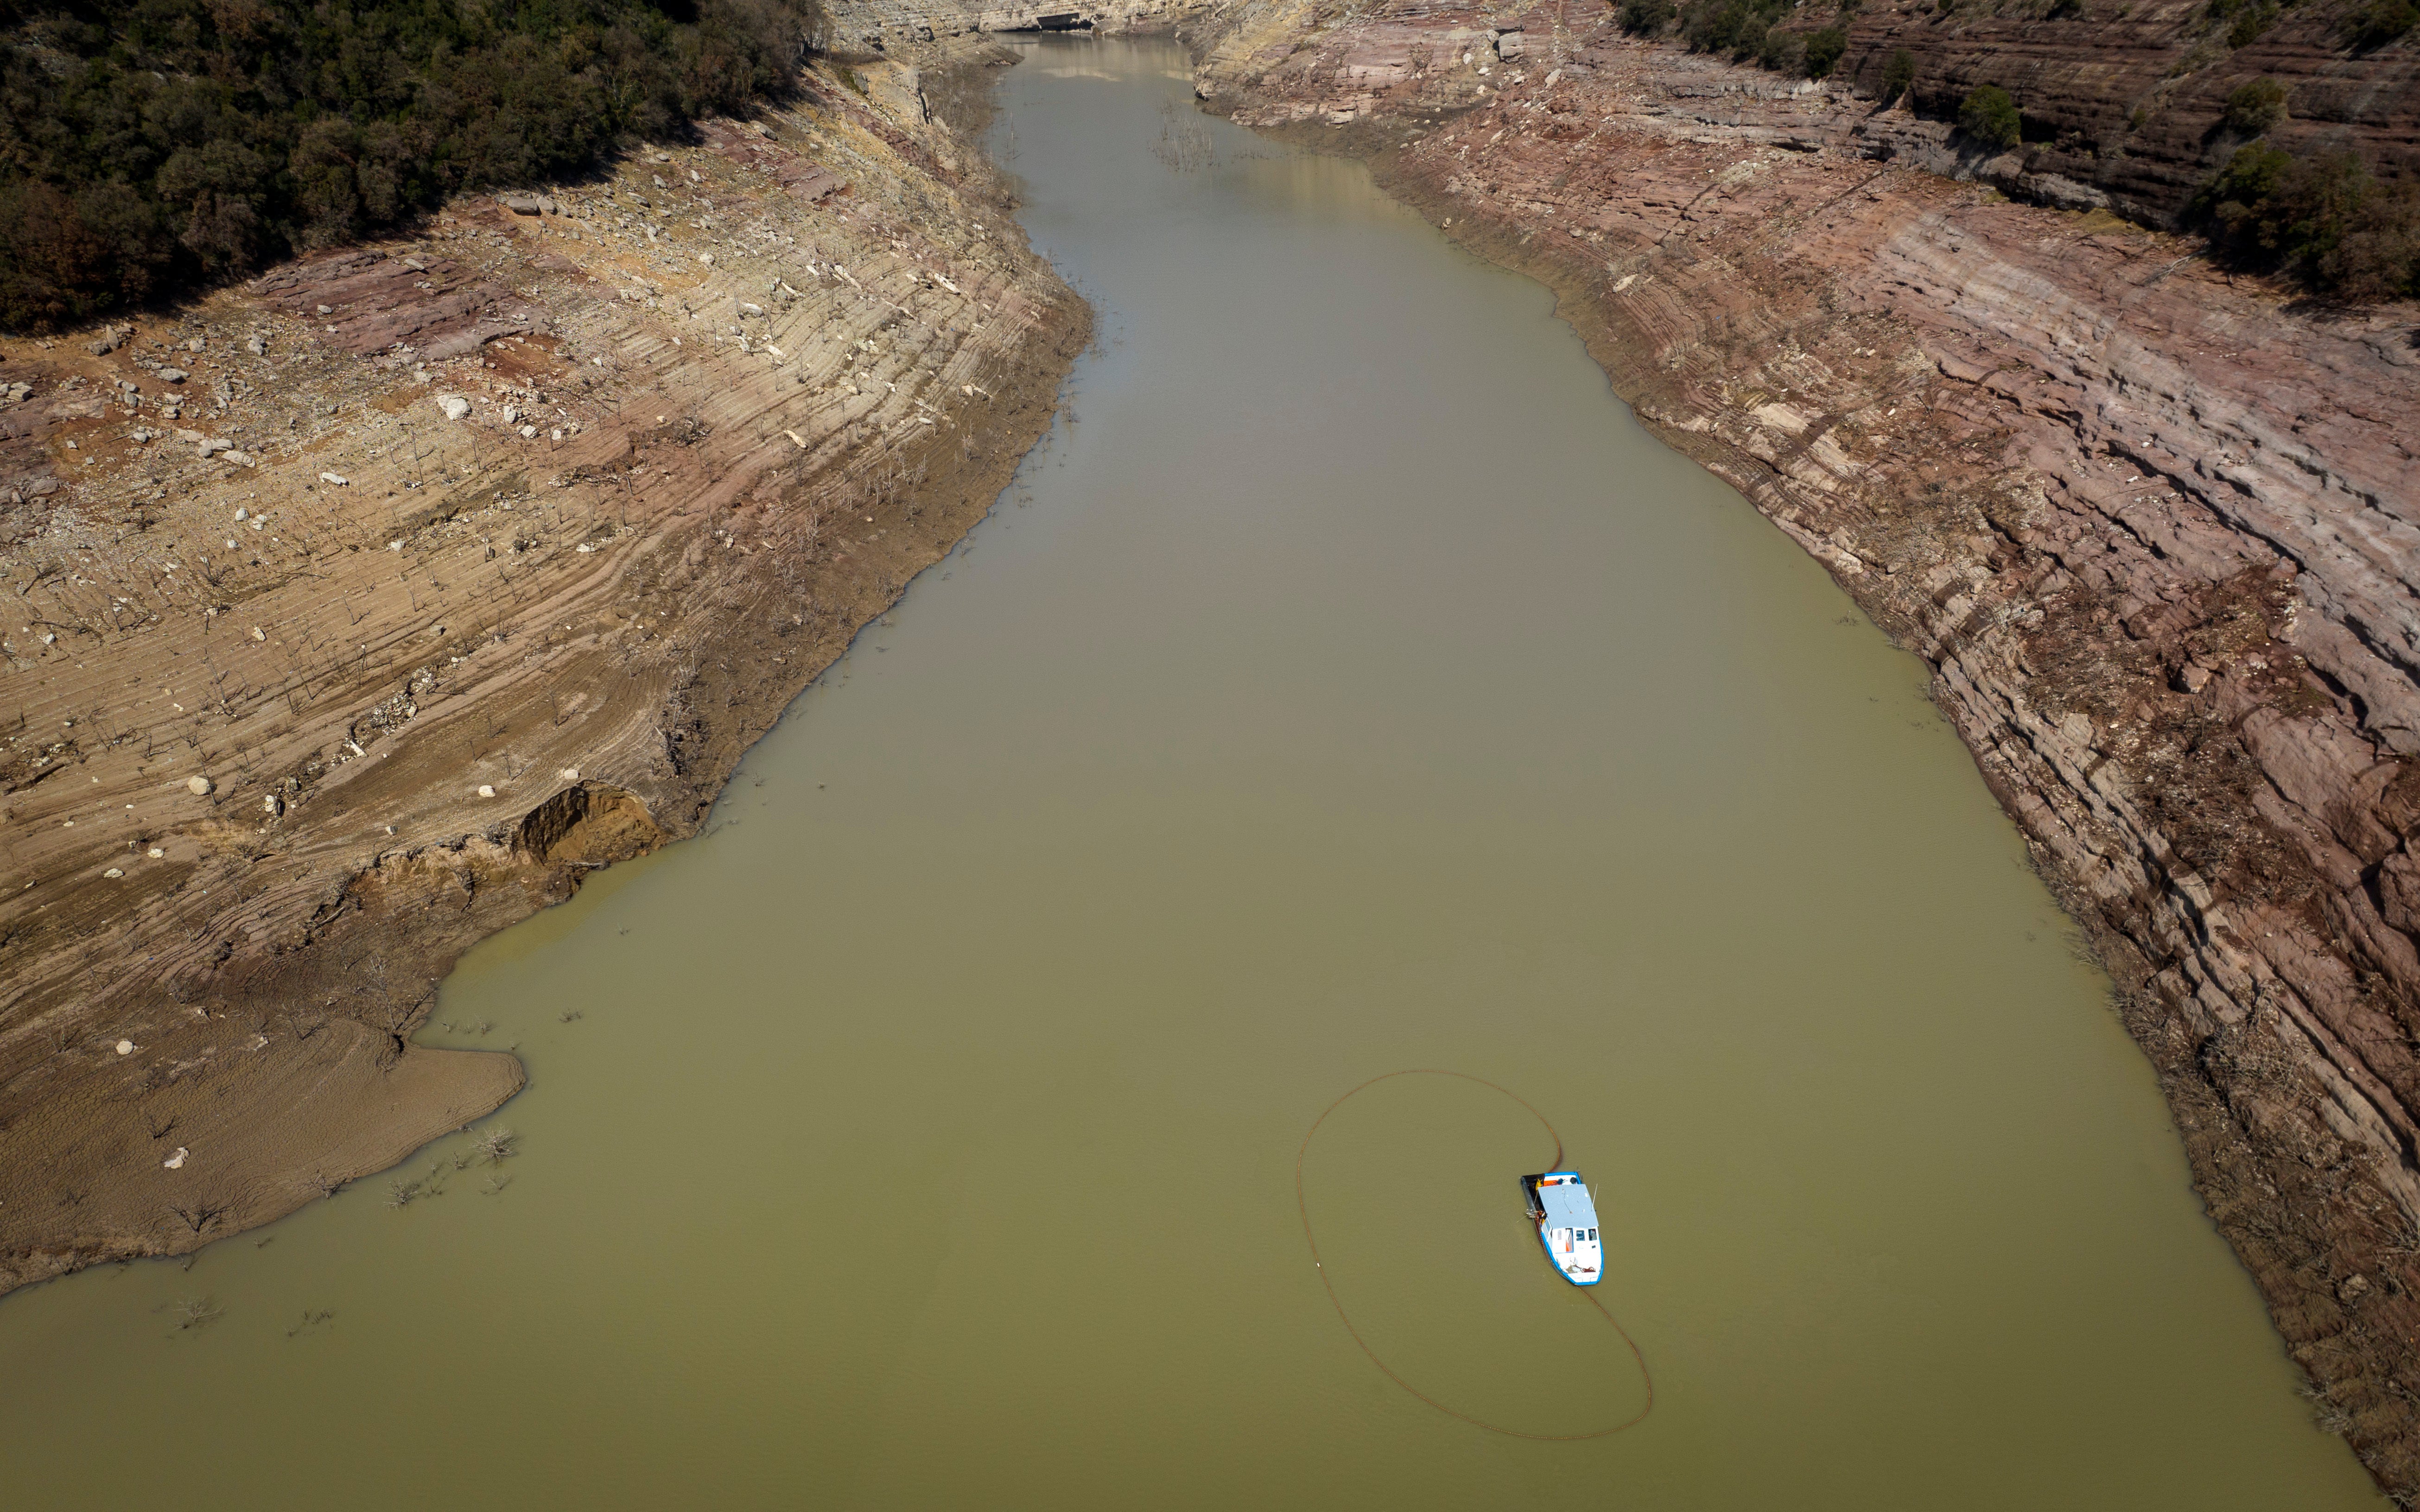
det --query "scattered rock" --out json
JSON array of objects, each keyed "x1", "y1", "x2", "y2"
[
  {"x1": 697, "y1": 252, "x2": 715, "y2": 265},
  {"x1": 185, "y1": 776, "x2": 214, "y2": 796},
  {"x1": 477, "y1": 784, "x2": 496, "y2": 798},
  {"x1": 162, "y1": 1147, "x2": 187, "y2": 1170},
  {"x1": 318, "y1": 471, "x2": 349, "y2": 486},
  {"x1": 1202, "y1": 20, "x2": 2420, "y2": 1497},
  {"x1": 0, "y1": 65, "x2": 1079, "y2": 1320},
  {"x1": 158, "y1": 368, "x2": 188, "y2": 384},
  {"x1": 115, "y1": 1040, "x2": 134, "y2": 1055},
  {"x1": 102, "y1": 867, "x2": 123, "y2": 879}
]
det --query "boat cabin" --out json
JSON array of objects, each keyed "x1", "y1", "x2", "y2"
[{"x1": 1519, "y1": 1170, "x2": 1604, "y2": 1287}]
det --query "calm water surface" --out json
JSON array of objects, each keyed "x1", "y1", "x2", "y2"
[{"x1": 0, "y1": 38, "x2": 2381, "y2": 1510}]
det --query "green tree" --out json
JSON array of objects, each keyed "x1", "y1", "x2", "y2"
[
  {"x1": 1959, "y1": 84, "x2": 2023, "y2": 148},
  {"x1": 2197, "y1": 143, "x2": 2420, "y2": 300},
  {"x1": 1620, "y1": 0, "x2": 1677, "y2": 33},
  {"x1": 2221, "y1": 78, "x2": 2289, "y2": 135},
  {"x1": 1880, "y1": 48, "x2": 1917, "y2": 104},
  {"x1": 2226, "y1": 1, "x2": 2279, "y2": 46},
  {"x1": 1804, "y1": 25, "x2": 1848, "y2": 77},
  {"x1": 1681, "y1": 0, "x2": 1792, "y2": 55},
  {"x1": 2347, "y1": 0, "x2": 2420, "y2": 47}
]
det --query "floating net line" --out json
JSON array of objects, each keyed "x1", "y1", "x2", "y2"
[{"x1": 1294, "y1": 1069, "x2": 1656, "y2": 1441}]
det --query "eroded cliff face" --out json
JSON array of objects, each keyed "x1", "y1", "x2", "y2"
[
  {"x1": 1192, "y1": 2, "x2": 2420, "y2": 1491},
  {"x1": 1831, "y1": 0, "x2": 2420, "y2": 226},
  {"x1": 0, "y1": 38, "x2": 1086, "y2": 1293}
]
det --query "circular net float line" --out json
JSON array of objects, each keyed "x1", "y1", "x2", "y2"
[{"x1": 1294, "y1": 1068, "x2": 1656, "y2": 1442}]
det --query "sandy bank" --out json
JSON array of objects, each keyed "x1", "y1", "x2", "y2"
[
  {"x1": 0, "y1": 43, "x2": 1086, "y2": 1296},
  {"x1": 1187, "y1": 2, "x2": 2420, "y2": 1494}
]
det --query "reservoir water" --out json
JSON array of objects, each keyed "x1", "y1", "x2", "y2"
[{"x1": 0, "y1": 37, "x2": 2381, "y2": 1509}]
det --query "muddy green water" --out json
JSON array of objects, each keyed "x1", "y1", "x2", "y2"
[{"x1": 0, "y1": 38, "x2": 2382, "y2": 1509}]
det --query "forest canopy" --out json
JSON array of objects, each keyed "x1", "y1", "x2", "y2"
[{"x1": 0, "y1": 0, "x2": 825, "y2": 330}]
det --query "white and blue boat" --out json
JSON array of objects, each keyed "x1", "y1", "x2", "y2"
[{"x1": 1520, "y1": 1170, "x2": 1604, "y2": 1286}]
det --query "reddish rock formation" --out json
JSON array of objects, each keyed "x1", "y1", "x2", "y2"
[
  {"x1": 0, "y1": 49, "x2": 1086, "y2": 1298},
  {"x1": 1830, "y1": 0, "x2": 2420, "y2": 225},
  {"x1": 1194, "y1": 2, "x2": 2420, "y2": 1492},
  {"x1": 253, "y1": 249, "x2": 542, "y2": 361}
]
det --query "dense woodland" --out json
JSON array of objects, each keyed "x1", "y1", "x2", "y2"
[{"x1": 0, "y1": 0, "x2": 824, "y2": 329}]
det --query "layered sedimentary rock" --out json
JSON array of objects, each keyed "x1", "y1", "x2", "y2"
[
  {"x1": 1193, "y1": 3, "x2": 2420, "y2": 1491},
  {"x1": 0, "y1": 40, "x2": 1085, "y2": 1293},
  {"x1": 1831, "y1": 0, "x2": 2420, "y2": 226}
]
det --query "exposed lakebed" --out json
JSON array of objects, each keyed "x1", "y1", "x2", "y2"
[{"x1": 0, "y1": 38, "x2": 2379, "y2": 1510}]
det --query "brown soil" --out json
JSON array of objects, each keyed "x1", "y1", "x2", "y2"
[
  {"x1": 1189, "y1": 2, "x2": 2420, "y2": 1496},
  {"x1": 0, "y1": 48, "x2": 1088, "y2": 1297}
]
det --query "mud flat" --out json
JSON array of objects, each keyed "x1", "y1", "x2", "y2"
[
  {"x1": 1187, "y1": 2, "x2": 2420, "y2": 1492},
  {"x1": 0, "y1": 42, "x2": 1086, "y2": 1295}
]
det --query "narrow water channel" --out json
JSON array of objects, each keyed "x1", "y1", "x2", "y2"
[{"x1": 0, "y1": 37, "x2": 2380, "y2": 1509}]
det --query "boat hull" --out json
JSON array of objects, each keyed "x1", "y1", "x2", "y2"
[
  {"x1": 1538, "y1": 1228, "x2": 1603, "y2": 1286},
  {"x1": 1522, "y1": 1170, "x2": 1605, "y2": 1287}
]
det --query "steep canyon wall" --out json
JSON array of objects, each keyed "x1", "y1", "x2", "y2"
[
  {"x1": 1829, "y1": 0, "x2": 2415, "y2": 227},
  {"x1": 0, "y1": 22, "x2": 1086, "y2": 1296},
  {"x1": 1188, "y1": 2, "x2": 2420, "y2": 1491}
]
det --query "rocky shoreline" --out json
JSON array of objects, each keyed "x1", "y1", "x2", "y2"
[
  {"x1": 5, "y1": 0, "x2": 2417, "y2": 1490},
  {"x1": 1185, "y1": 2, "x2": 2420, "y2": 1494},
  {"x1": 0, "y1": 41, "x2": 1086, "y2": 1298}
]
